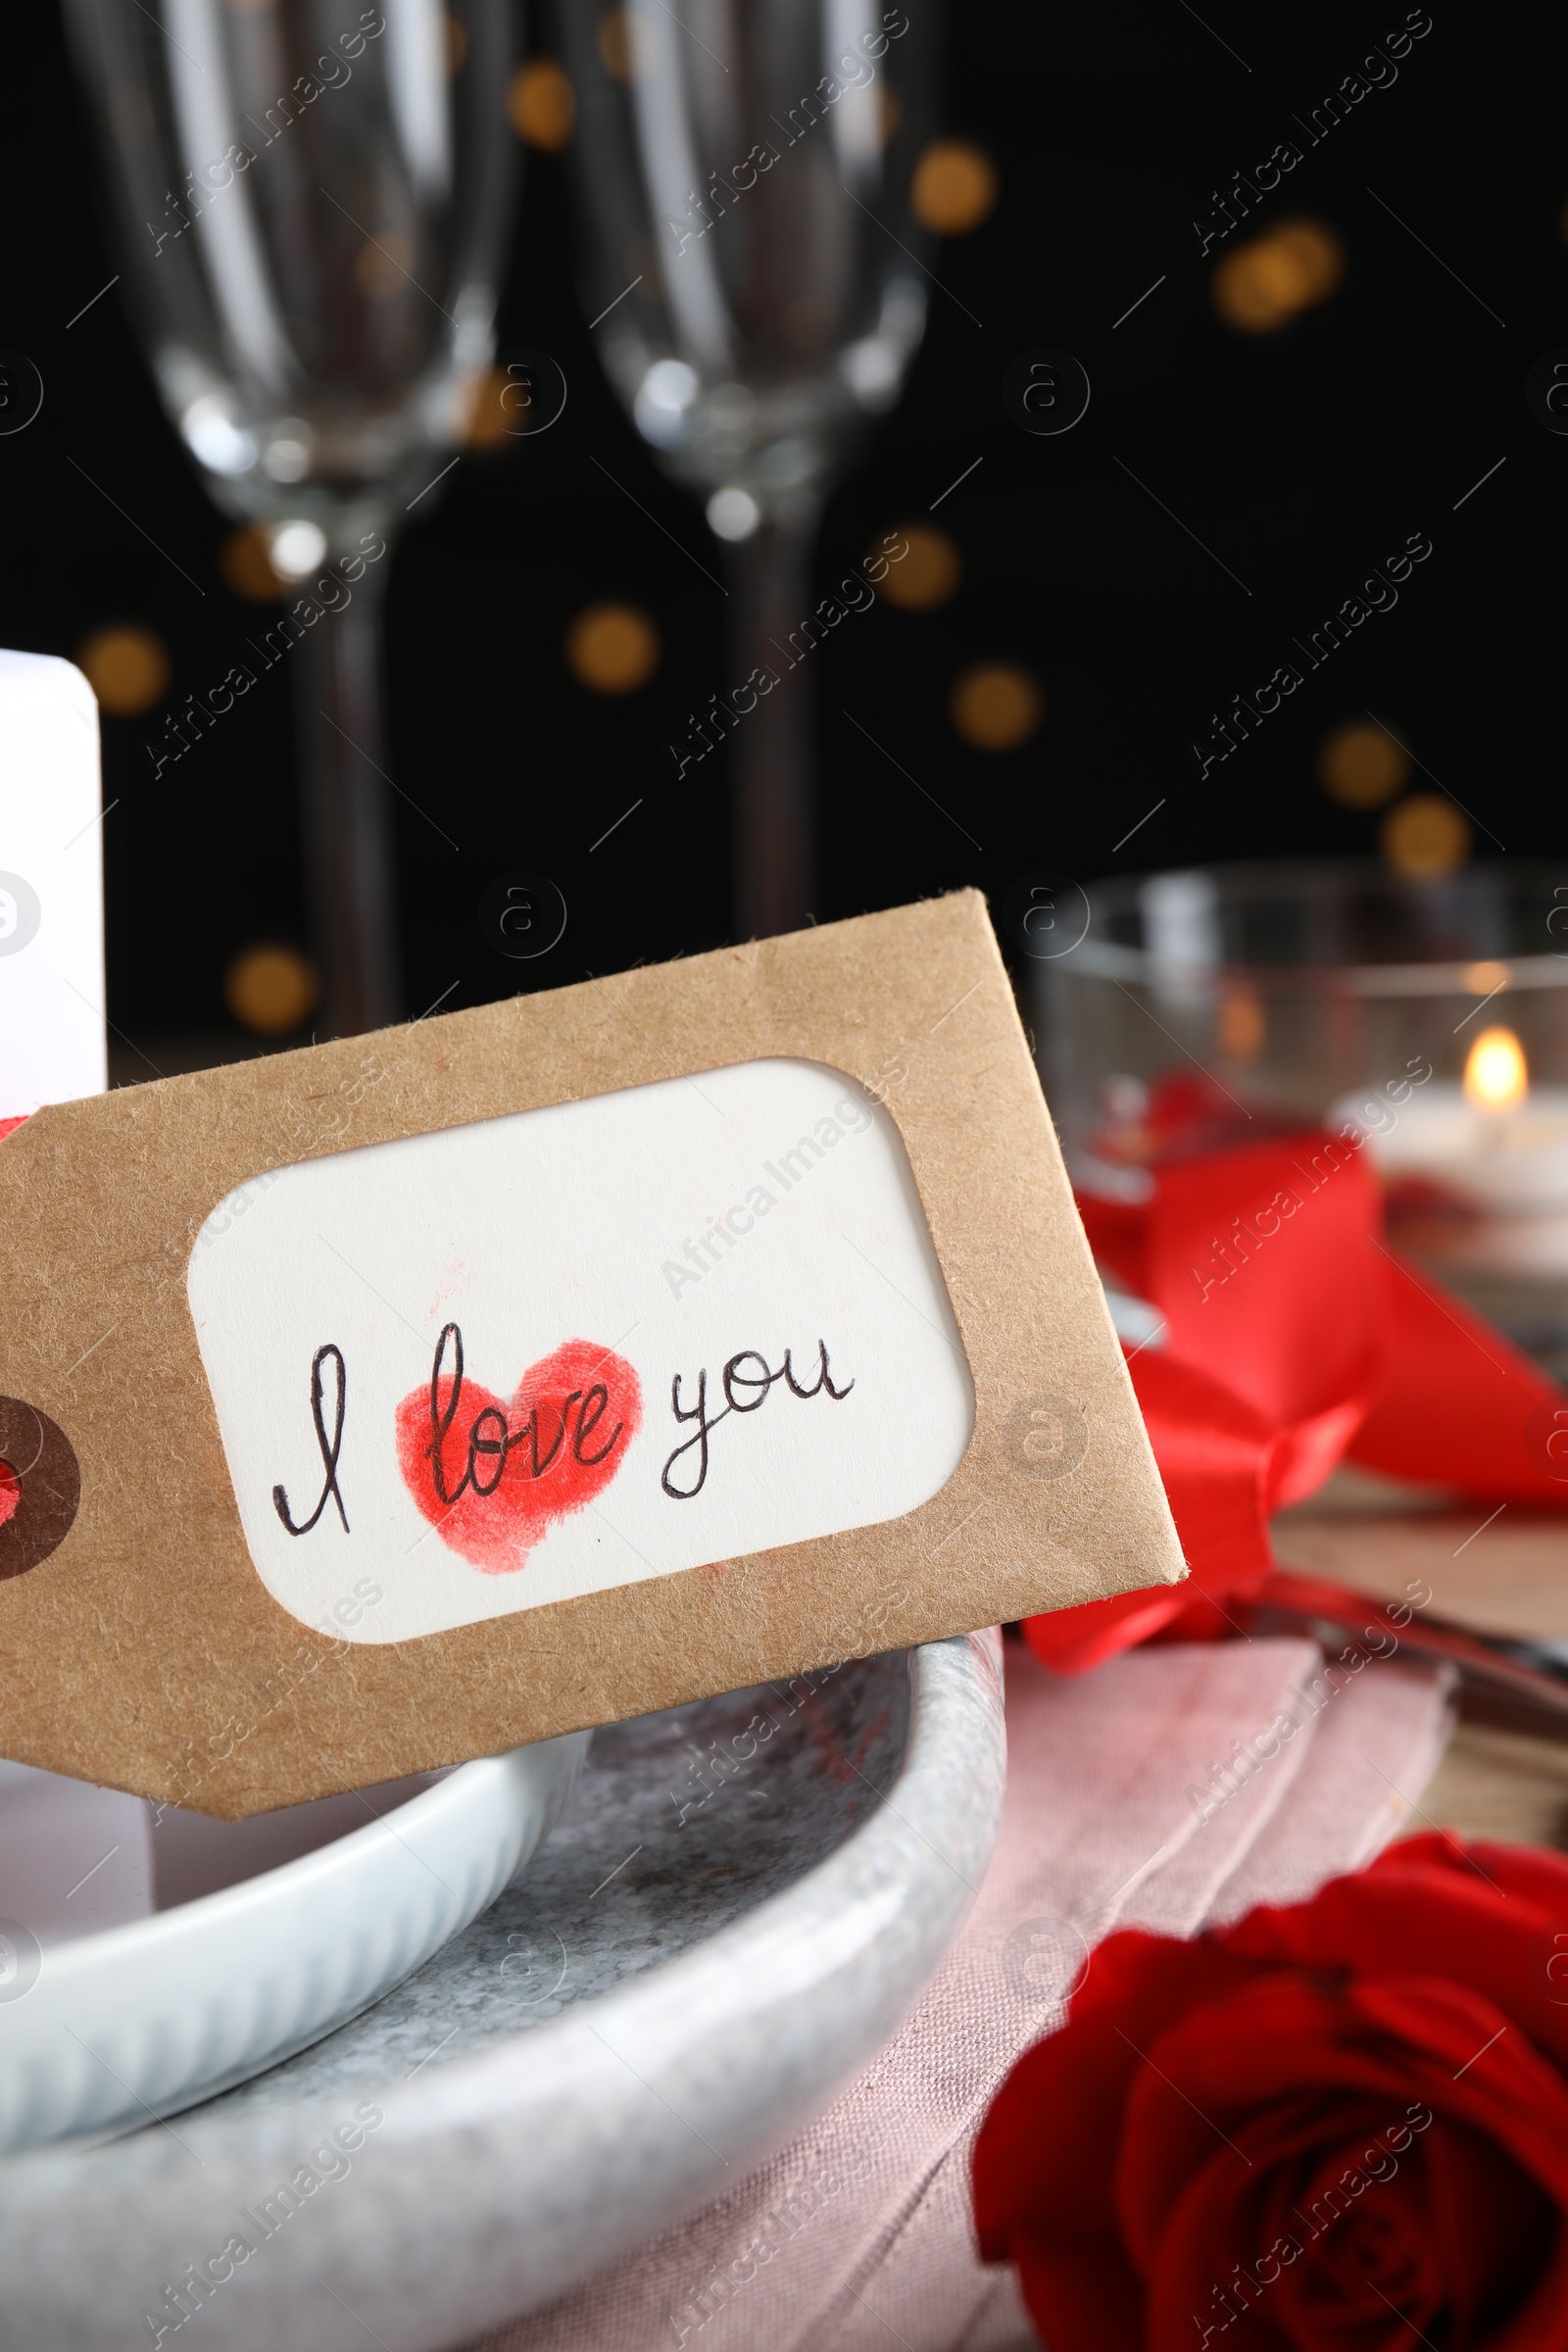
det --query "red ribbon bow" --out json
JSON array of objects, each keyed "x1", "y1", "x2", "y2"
[{"x1": 1024, "y1": 1132, "x2": 1568, "y2": 1675}]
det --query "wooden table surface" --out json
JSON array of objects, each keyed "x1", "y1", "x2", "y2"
[
  {"x1": 1273, "y1": 1467, "x2": 1568, "y2": 1851},
  {"x1": 1412, "y1": 1712, "x2": 1568, "y2": 1850}
]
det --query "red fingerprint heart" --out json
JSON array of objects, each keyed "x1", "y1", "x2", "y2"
[{"x1": 395, "y1": 1328, "x2": 642, "y2": 1574}]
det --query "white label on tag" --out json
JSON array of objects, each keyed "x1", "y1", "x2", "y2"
[{"x1": 187, "y1": 1059, "x2": 974, "y2": 1643}]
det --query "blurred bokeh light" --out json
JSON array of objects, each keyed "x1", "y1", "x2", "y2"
[
  {"x1": 1317, "y1": 719, "x2": 1410, "y2": 808},
  {"x1": 219, "y1": 527, "x2": 285, "y2": 604},
  {"x1": 509, "y1": 60, "x2": 575, "y2": 149},
  {"x1": 224, "y1": 944, "x2": 318, "y2": 1035},
  {"x1": 911, "y1": 141, "x2": 999, "y2": 235},
  {"x1": 1211, "y1": 220, "x2": 1345, "y2": 334},
  {"x1": 565, "y1": 603, "x2": 662, "y2": 694},
  {"x1": 1218, "y1": 980, "x2": 1265, "y2": 1062},
  {"x1": 76, "y1": 625, "x2": 170, "y2": 716},
  {"x1": 1380, "y1": 792, "x2": 1471, "y2": 880},
  {"x1": 949, "y1": 662, "x2": 1042, "y2": 751},
  {"x1": 876, "y1": 525, "x2": 961, "y2": 612},
  {"x1": 267, "y1": 519, "x2": 328, "y2": 582},
  {"x1": 464, "y1": 367, "x2": 514, "y2": 451}
]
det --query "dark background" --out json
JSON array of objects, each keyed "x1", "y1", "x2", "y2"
[{"x1": 2, "y1": 0, "x2": 1562, "y2": 1062}]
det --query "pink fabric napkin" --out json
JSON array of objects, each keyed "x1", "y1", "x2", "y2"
[{"x1": 468, "y1": 1638, "x2": 1455, "y2": 2352}]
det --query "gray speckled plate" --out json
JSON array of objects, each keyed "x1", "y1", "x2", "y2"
[{"x1": 0, "y1": 1632, "x2": 1005, "y2": 2351}]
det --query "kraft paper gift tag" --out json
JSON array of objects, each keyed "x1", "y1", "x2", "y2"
[{"x1": 0, "y1": 890, "x2": 1183, "y2": 1813}]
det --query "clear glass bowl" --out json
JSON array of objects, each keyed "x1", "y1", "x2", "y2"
[{"x1": 1029, "y1": 860, "x2": 1568, "y2": 1376}]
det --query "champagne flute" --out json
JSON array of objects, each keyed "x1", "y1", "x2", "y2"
[
  {"x1": 65, "y1": 0, "x2": 515, "y2": 1034},
  {"x1": 562, "y1": 0, "x2": 936, "y2": 937}
]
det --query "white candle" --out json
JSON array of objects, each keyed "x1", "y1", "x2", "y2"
[
  {"x1": 1334, "y1": 1028, "x2": 1568, "y2": 1273},
  {"x1": 0, "y1": 651, "x2": 108, "y2": 1120}
]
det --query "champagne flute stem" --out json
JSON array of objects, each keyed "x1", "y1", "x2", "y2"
[
  {"x1": 728, "y1": 515, "x2": 816, "y2": 940},
  {"x1": 293, "y1": 561, "x2": 402, "y2": 1036}
]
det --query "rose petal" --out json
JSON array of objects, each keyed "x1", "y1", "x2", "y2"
[
  {"x1": 975, "y1": 1940, "x2": 1262, "y2": 2352},
  {"x1": 1121, "y1": 1973, "x2": 1568, "y2": 2352},
  {"x1": 974, "y1": 1842, "x2": 1568, "y2": 2352},
  {"x1": 1115, "y1": 1977, "x2": 1443, "y2": 2256},
  {"x1": 1219, "y1": 1852, "x2": 1568, "y2": 2071},
  {"x1": 1380, "y1": 1830, "x2": 1568, "y2": 1920},
  {"x1": 1010, "y1": 2233, "x2": 1146, "y2": 2352},
  {"x1": 974, "y1": 1936, "x2": 1259, "y2": 2255}
]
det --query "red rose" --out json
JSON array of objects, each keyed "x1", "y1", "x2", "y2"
[{"x1": 973, "y1": 1834, "x2": 1568, "y2": 2350}]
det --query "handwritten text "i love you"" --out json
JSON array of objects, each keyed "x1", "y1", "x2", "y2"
[{"x1": 270, "y1": 1325, "x2": 854, "y2": 1574}]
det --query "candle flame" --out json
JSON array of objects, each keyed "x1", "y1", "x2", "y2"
[{"x1": 1464, "y1": 1026, "x2": 1528, "y2": 1111}]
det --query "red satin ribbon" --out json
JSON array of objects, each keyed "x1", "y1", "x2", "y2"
[{"x1": 1024, "y1": 1133, "x2": 1568, "y2": 1674}]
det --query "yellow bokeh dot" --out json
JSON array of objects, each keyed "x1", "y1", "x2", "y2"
[
  {"x1": 1381, "y1": 793, "x2": 1471, "y2": 882},
  {"x1": 76, "y1": 626, "x2": 171, "y2": 716},
  {"x1": 1218, "y1": 981, "x2": 1266, "y2": 1063},
  {"x1": 1317, "y1": 720, "x2": 1409, "y2": 809},
  {"x1": 508, "y1": 58, "x2": 575, "y2": 147},
  {"x1": 949, "y1": 662, "x2": 1042, "y2": 752},
  {"x1": 565, "y1": 603, "x2": 662, "y2": 694},
  {"x1": 356, "y1": 233, "x2": 415, "y2": 300},
  {"x1": 1211, "y1": 219, "x2": 1345, "y2": 334},
  {"x1": 444, "y1": 13, "x2": 467, "y2": 74},
  {"x1": 219, "y1": 525, "x2": 285, "y2": 603},
  {"x1": 875, "y1": 524, "x2": 961, "y2": 612},
  {"x1": 224, "y1": 944, "x2": 318, "y2": 1036},
  {"x1": 1272, "y1": 220, "x2": 1343, "y2": 303},
  {"x1": 911, "y1": 141, "x2": 999, "y2": 236},
  {"x1": 463, "y1": 368, "x2": 514, "y2": 452}
]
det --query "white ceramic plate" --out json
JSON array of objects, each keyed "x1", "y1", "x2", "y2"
[
  {"x1": 0, "y1": 1732, "x2": 588, "y2": 2154},
  {"x1": 0, "y1": 1634, "x2": 1005, "y2": 2350}
]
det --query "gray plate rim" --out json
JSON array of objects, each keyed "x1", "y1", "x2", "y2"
[{"x1": 0, "y1": 1631, "x2": 1006, "y2": 2352}]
